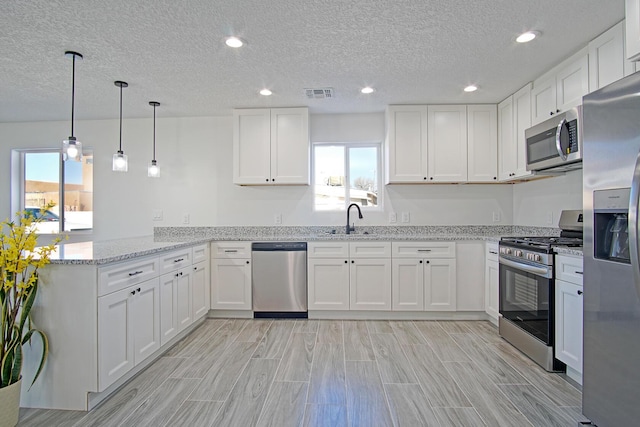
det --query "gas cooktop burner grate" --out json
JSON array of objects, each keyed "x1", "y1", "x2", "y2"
[{"x1": 501, "y1": 236, "x2": 583, "y2": 248}]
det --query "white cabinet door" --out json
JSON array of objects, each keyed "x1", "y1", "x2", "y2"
[
  {"x1": 497, "y1": 96, "x2": 516, "y2": 181},
  {"x1": 386, "y1": 105, "x2": 428, "y2": 183},
  {"x1": 98, "y1": 287, "x2": 134, "y2": 391},
  {"x1": 424, "y1": 259, "x2": 457, "y2": 311},
  {"x1": 485, "y1": 259, "x2": 499, "y2": 321},
  {"x1": 307, "y1": 258, "x2": 350, "y2": 310},
  {"x1": 513, "y1": 83, "x2": 533, "y2": 179},
  {"x1": 531, "y1": 75, "x2": 557, "y2": 125},
  {"x1": 427, "y1": 105, "x2": 468, "y2": 182},
  {"x1": 556, "y1": 53, "x2": 589, "y2": 113},
  {"x1": 589, "y1": 21, "x2": 630, "y2": 91},
  {"x1": 626, "y1": 1, "x2": 640, "y2": 61},
  {"x1": 350, "y1": 258, "x2": 392, "y2": 310},
  {"x1": 467, "y1": 105, "x2": 498, "y2": 183},
  {"x1": 233, "y1": 109, "x2": 271, "y2": 184},
  {"x1": 159, "y1": 272, "x2": 178, "y2": 346},
  {"x1": 211, "y1": 258, "x2": 252, "y2": 310},
  {"x1": 270, "y1": 107, "x2": 310, "y2": 184},
  {"x1": 391, "y1": 258, "x2": 424, "y2": 311},
  {"x1": 176, "y1": 268, "x2": 193, "y2": 333},
  {"x1": 555, "y1": 279, "x2": 583, "y2": 378},
  {"x1": 132, "y1": 278, "x2": 161, "y2": 364},
  {"x1": 191, "y1": 260, "x2": 210, "y2": 320}
]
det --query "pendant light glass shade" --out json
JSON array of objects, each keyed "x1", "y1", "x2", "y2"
[
  {"x1": 112, "y1": 81, "x2": 129, "y2": 172},
  {"x1": 148, "y1": 101, "x2": 161, "y2": 178},
  {"x1": 63, "y1": 51, "x2": 83, "y2": 161}
]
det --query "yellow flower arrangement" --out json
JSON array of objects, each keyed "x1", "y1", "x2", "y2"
[{"x1": 0, "y1": 202, "x2": 61, "y2": 389}]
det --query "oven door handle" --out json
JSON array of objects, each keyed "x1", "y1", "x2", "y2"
[
  {"x1": 499, "y1": 256, "x2": 550, "y2": 277},
  {"x1": 629, "y1": 148, "x2": 640, "y2": 299}
]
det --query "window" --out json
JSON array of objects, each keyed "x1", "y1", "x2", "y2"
[
  {"x1": 14, "y1": 149, "x2": 93, "y2": 233},
  {"x1": 313, "y1": 142, "x2": 381, "y2": 211}
]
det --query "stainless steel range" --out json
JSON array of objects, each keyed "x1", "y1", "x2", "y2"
[{"x1": 498, "y1": 210, "x2": 583, "y2": 372}]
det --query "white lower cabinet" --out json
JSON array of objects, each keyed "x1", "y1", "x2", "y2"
[
  {"x1": 424, "y1": 259, "x2": 457, "y2": 311},
  {"x1": 555, "y1": 254, "x2": 584, "y2": 385},
  {"x1": 350, "y1": 258, "x2": 392, "y2": 310},
  {"x1": 307, "y1": 258, "x2": 350, "y2": 310},
  {"x1": 392, "y1": 258, "x2": 424, "y2": 311},
  {"x1": 192, "y1": 261, "x2": 210, "y2": 320},
  {"x1": 98, "y1": 277, "x2": 160, "y2": 391},
  {"x1": 484, "y1": 242, "x2": 500, "y2": 322},
  {"x1": 211, "y1": 258, "x2": 252, "y2": 309}
]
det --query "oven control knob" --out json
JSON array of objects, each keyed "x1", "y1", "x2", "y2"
[
  {"x1": 515, "y1": 250, "x2": 523, "y2": 257},
  {"x1": 527, "y1": 253, "x2": 534, "y2": 261},
  {"x1": 505, "y1": 248, "x2": 512, "y2": 255},
  {"x1": 535, "y1": 254, "x2": 541, "y2": 262}
]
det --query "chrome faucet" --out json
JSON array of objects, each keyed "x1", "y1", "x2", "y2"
[{"x1": 346, "y1": 203, "x2": 363, "y2": 234}]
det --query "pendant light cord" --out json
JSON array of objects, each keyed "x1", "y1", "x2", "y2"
[
  {"x1": 119, "y1": 84, "x2": 123, "y2": 152},
  {"x1": 153, "y1": 104, "x2": 156, "y2": 161},
  {"x1": 71, "y1": 54, "x2": 76, "y2": 137}
]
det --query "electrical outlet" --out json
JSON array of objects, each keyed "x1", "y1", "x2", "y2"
[
  {"x1": 401, "y1": 211, "x2": 410, "y2": 223},
  {"x1": 389, "y1": 212, "x2": 397, "y2": 224},
  {"x1": 274, "y1": 213, "x2": 282, "y2": 224},
  {"x1": 152, "y1": 209, "x2": 163, "y2": 221},
  {"x1": 182, "y1": 213, "x2": 190, "y2": 224},
  {"x1": 492, "y1": 211, "x2": 500, "y2": 222},
  {"x1": 546, "y1": 211, "x2": 553, "y2": 225}
]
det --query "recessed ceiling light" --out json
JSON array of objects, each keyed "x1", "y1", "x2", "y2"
[
  {"x1": 361, "y1": 86, "x2": 375, "y2": 94},
  {"x1": 516, "y1": 31, "x2": 540, "y2": 43},
  {"x1": 259, "y1": 89, "x2": 272, "y2": 96},
  {"x1": 464, "y1": 85, "x2": 478, "y2": 92},
  {"x1": 224, "y1": 36, "x2": 245, "y2": 48}
]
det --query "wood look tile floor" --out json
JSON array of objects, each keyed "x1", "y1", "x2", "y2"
[{"x1": 18, "y1": 319, "x2": 587, "y2": 427}]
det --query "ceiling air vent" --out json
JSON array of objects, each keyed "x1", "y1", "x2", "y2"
[{"x1": 305, "y1": 88, "x2": 334, "y2": 99}]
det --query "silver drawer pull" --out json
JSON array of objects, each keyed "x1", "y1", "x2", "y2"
[
  {"x1": 575, "y1": 271, "x2": 583, "y2": 275},
  {"x1": 173, "y1": 258, "x2": 184, "y2": 263},
  {"x1": 128, "y1": 270, "x2": 143, "y2": 277},
  {"x1": 417, "y1": 249, "x2": 432, "y2": 252},
  {"x1": 224, "y1": 249, "x2": 238, "y2": 253}
]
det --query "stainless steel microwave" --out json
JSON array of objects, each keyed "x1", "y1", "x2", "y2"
[{"x1": 525, "y1": 106, "x2": 583, "y2": 173}]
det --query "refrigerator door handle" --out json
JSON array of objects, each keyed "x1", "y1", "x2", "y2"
[
  {"x1": 555, "y1": 118, "x2": 568, "y2": 161},
  {"x1": 629, "y1": 149, "x2": 640, "y2": 298}
]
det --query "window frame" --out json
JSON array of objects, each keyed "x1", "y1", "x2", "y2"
[
  {"x1": 312, "y1": 140, "x2": 383, "y2": 212},
  {"x1": 11, "y1": 148, "x2": 93, "y2": 235}
]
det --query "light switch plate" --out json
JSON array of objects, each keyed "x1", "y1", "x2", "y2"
[
  {"x1": 389, "y1": 212, "x2": 397, "y2": 224},
  {"x1": 152, "y1": 209, "x2": 163, "y2": 221},
  {"x1": 401, "y1": 212, "x2": 410, "y2": 223},
  {"x1": 274, "y1": 213, "x2": 282, "y2": 224},
  {"x1": 546, "y1": 211, "x2": 553, "y2": 225},
  {"x1": 182, "y1": 213, "x2": 190, "y2": 224},
  {"x1": 492, "y1": 211, "x2": 500, "y2": 222}
]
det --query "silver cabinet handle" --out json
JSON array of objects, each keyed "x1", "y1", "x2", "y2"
[
  {"x1": 630, "y1": 148, "x2": 640, "y2": 300},
  {"x1": 555, "y1": 118, "x2": 568, "y2": 161},
  {"x1": 128, "y1": 270, "x2": 143, "y2": 276},
  {"x1": 173, "y1": 258, "x2": 184, "y2": 263}
]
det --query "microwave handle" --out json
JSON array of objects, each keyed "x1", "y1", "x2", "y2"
[
  {"x1": 629, "y1": 149, "x2": 640, "y2": 299},
  {"x1": 555, "y1": 118, "x2": 568, "y2": 161}
]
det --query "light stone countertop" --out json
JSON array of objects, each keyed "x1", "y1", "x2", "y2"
[{"x1": 46, "y1": 225, "x2": 561, "y2": 265}]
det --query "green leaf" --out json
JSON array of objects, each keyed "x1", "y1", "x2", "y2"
[
  {"x1": 23, "y1": 329, "x2": 48, "y2": 389},
  {"x1": 1, "y1": 338, "x2": 18, "y2": 387},
  {"x1": 18, "y1": 282, "x2": 37, "y2": 333},
  {"x1": 10, "y1": 343, "x2": 21, "y2": 384}
]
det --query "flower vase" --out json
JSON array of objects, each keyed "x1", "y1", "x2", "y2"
[{"x1": 0, "y1": 379, "x2": 21, "y2": 427}]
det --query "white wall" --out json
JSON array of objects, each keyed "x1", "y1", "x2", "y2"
[
  {"x1": 512, "y1": 169, "x2": 583, "y2": 226},
  {"x1": 1, "y1": 112, "x2": 584, "y2": 240}
]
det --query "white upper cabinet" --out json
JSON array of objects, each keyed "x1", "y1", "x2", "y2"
[
  {"x1": 233, "y1": 107, "x2": 309, "y2": 185},
  {"x1": 531, "y1": 49, "x2": 589, "y2": 125},
  {"x1": 498, "y1": 83, "x2": 532, "y2": 181},
  {"x1": 467, "y1": 105, "x2": 498, "y2": 182},
  {"x1": 590, "y1": 21, "x2": 636, "y2": 91},
  {"x1": 626, "y1": 1, "x2": 640, "y2": 60},
  {"x1": 385, "y1": 105, "x2": 429, "y2": 183},
  {"x1": 427, "y1": 105, "x2": 468, "y2": 182}
]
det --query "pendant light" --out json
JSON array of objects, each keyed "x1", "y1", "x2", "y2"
[
  {"x1": 62, "y1": 51, "x2": 83, "y2": 161},
  {"x1": 148, "y1": 101, "x2": 161, "y2": 178},
  {"x1": 112, "y1": 81, "x2": 129, "y2": 172}
]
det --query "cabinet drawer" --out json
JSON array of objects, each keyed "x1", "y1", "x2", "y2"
[
  {"x1": 99, "y1": 256, "x2": 160, "y2": 296},
  {"x1": 555, "y1": 255, "x2": 583, "y2": 285},
  {"x1": 350, "y1": 242, "x2": 391, "y2": 258},
  {"x1": 392, "y1": 241, "x2": 455, "y2": 258},
  {"x1": 308, "y1": 242, "x2": 349, "y2": 258},
  {"x1": 212, "y1": 241, "x2": 252, "y2": 258},
  {"x1": 486, "y1": 242, "x2": 499, "y2": 262},
  {"x1": 192, "y1": 243, "x2": 210, "y2": 264},
  {"x1": 159, "y1": 248, "x2": 193, "y2": 275}
]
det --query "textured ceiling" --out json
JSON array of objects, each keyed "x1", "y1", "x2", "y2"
[{"x1": 0, "y1": 0, "x2": 625, "y2": 122}]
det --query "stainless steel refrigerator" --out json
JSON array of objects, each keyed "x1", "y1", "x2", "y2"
[{"x1": 582, "y1": 71, "x2": 640, "y2": 426}]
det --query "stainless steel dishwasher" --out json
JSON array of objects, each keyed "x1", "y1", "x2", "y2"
[{"x1": 251, "y1": 242, "x2": 307, "y2": 318}]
